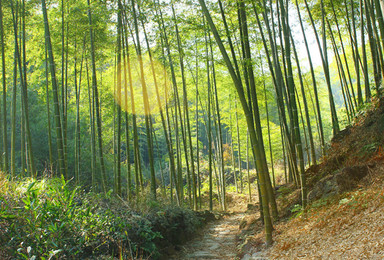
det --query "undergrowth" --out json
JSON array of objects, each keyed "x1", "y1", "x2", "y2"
[{"x1": 0, "y1": 173, "x2": 202, "y2": 259}]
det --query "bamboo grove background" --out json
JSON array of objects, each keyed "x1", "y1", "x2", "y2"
[{"x1": 0, "y1": 0, "x2": 383, "y2": 244}]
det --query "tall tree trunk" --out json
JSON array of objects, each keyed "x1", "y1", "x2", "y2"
[
  {"x1": 229, "y1": 101, "x2": 238, "y2": 193},
  {"x1": 196, "y1": 78, "x2": 201, "y2": 209},
  {"x1": 171, "y1": 4, "x2": 198, "y2": 209},
  {"x1": 11, "y1": 1, "x2": 36, "y2": 177},
  {"x1": 290, "y1": 32, "x2": 316, "y2": 165},
  {"x1": 241, "y1": 0, "x2": 278, "y2": 219},
  {"x1": 131, "y1": 0, "x2": 156, "y2": 200},
  {"x1": 235, "y1": 100, "x2": 242, "y2": 193},
  {"x1": 365, "y1": 0, "x2": 382, "y2": 93},
  {"x1": 155, "y1": 2, "x2": 188, "y2": 204},
  {"x1": 331, "y1": 0, "x2": 358, "y2": 109},
  {"x1": 0, "y1": 0, "x2": 6, "y2": 173},
  {"x1": 20, "y1": 9, "x2": 26, "y2": 176},
  {"x1": 137, "y1": 1, "x2": 180, "y2": 204},
  {"x1": 44, "y1": 46, "x2": 53, "y2": 170},
  {"x1": 360, "y1": 0, "x2": 371, "y2": 101},
  {"x1": 115, "y1": 0, "x2": 123, "y2": 196},
  {"x1": 256, "y1": 0, "x2": 297, "y2": 187},
  {"x1": 11, "y1": 37, "x2": 17, "y2": 177},
  {"x1": 42, "y1": 0, "x2": 66, "y2": 177},
  {"x1": 264, "y1": 83, "x2": 276, "y2": 186},
  {"x1": 328, "y1": 19, "x2": 355, "y2": 119},
  {"x1": 346, "y1": 0, "x2": 364, "y2": 105},
  {"x1": 121, "y1": 15, "x2": 143, "y2": 201},
  {"x1": 198, "y1": 0, "x2": 273, "y2": 244},
  {"x1": 278, "y1": 0, "x2": 306, "y2": 209},
  {"x1": 296, "y1": 0, "x2": 325, "y2": 155},
  {"x1": 121, "y1": 21, "x2": 132, "y2": 202},
  {"x1": 205, "y1": 23, "x2": 213, "y2": 210},
  {"x1": 304, "y1": 0, "x2": 339, "y2": 135},
  {"x1": 87, "y1": 0, "x2": 107, "y2": 192},
  {"x1": 246, "y1": 130, "x2": 252, "y2": 202},
  {"x1": 74, "y1": 40, "x2": 82, "y2": 185},
  {"x1": 86, "y1": 60, "x2": 97, "y2": 190},
  {"x1": 208, "y1": 32, "x2": 226, "y2": 210}
]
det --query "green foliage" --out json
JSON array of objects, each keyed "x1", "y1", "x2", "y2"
[
  {"x1": 311, "y1": 198, "x2": 329, "y2": 208},
  {"x1": 0, "y1": 175, "x2": 200, "y2": 259},
  {"x1": 226, "y1": 184, "x2": 237, "y2": 193},
  {"x1": 3, "y1": 177, "x2": 106, "y2": 258},
  {"x1": 290, "y1": 204, "x2": 304, "y2": 219},
  {"x1": 277, "y1": 185, "x2": 293, "y2": 197},
  {"x1": 291, "y1": 204, "x2": 303, "y2": 213},
  {"x1": 355, "y1": 101, "x2": 376, "y2": 119},
  {"x1": 361, "y1": 142, "x2": 379, "y2": 157},
  {"x1": 146, "y1": 204, "x2": 202, "y2": 256}
]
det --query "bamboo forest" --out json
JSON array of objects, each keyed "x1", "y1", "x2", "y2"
[{"x1": 1, "y1": 0, "x2": 384, "y2": 258}]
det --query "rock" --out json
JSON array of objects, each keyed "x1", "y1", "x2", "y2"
[
  {"x1": 335, "y1": 165, "x2": 369, "y2": 190},
  {"x1": 197, "y1": 210, "x2": 217, "y2": 224},
  {"x1": 305, "y1": 164, "x2": 321, "y2": 176},
  {"x1": 217, "y1": 230, "x2": 231, "y2": 235},
  {"x1": 207, "y1": 242, "x2": 220, "y2": 251},
  {"x1": 307, "y1": 175, "x2": 338, "y2": 202},
  {"x1": 331, "y1": 127, "x2": 351, "y2": 143},
  {"x1": 241, "y1": 253, "x2": 252, "y2": 260},
  {"x1": 239, "y1": 215, "x2": 259, "y2": 231},
  {"x1": 308, "y1": 165, "x2": 369, "y2": 202},
  {"x1": 186, "y1": 251, "x2": 217, "y2": 258},
  {"x1": 242, "y1": 252, "x2": 268, "y2": 260}
]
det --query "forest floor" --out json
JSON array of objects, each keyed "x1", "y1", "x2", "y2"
[
  {"x1": 170, "y1": 212, "x2": 244, "y2": 259},
  {"x1": 168, "y1": 191, "x2": 256, "y2": 259},
  {"x1": 171, "y1": 171, "x2": 384, "y2": 260},
  {"x1": 239, "y1": 166, "x2": 384, "y2": 259},
  {"x1": 238, "y1": 97, "x2": 384, "y2": 259}
]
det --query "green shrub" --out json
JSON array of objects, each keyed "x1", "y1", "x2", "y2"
[
  {"x1": 1, "y1": 176, "x2": 200, "y2": 259},
  {"x1": 3, "y1": 177, "x2": 109, "y2": 259},
  {"x1": 147, "y1": 205, "x2": 201, "y2": 257},
  {"x1": 290, "y1": 204, "x2": 304, "y2": 219}
]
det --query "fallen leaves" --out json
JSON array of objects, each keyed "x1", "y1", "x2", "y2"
[{"x1": 253, "y1": 170, "x2": 384, "y2": 259}]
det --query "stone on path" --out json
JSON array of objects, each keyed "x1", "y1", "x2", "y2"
[{"x1": 185, "y1": 251, "x2": 217, "y2": 259}]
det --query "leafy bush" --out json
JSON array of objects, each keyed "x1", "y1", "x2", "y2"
[
  {"x1": 144, "y1": 205, "x2": 202, "y2": 258},
  {"x1": 289, "y1": 204, "x2": 304, "y2": 219},
  {"x1": 2, "y1": 176, "x2": 111, "y2": 259},
  {"x1": 0, "y1": 175, "x2": 201, "y2": 259}
]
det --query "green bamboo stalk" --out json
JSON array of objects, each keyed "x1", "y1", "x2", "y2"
[
  {"x1": 0, "y1": 0, "x2": 7, "y2": 172},
  {"x1": 87, "y1": 0, "x2": 107, "y2": 192}
]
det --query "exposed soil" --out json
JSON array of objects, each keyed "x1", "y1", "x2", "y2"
[
  {"x1": 170, "y1": 212, "x2": 244, "y2": 259},
  {"x1": 168, "y1": 192, "x2": 261, "y2": 259},
  {"x1": 242, "y1": 164, "x2": 384, "y2": 259},
  {"x1": 239, "y1": 97, "x2": 384, "y2": 259}
]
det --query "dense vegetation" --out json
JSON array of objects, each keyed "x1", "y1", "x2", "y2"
[
  {"x1": 0, "y1": 174, "x2": 203, "y2": 259},
  {"x1": 0, "y1": 0, "x2": 383, "y2": 256}
]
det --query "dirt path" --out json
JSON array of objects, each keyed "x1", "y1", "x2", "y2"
[{"x1": 171, "y1": 212, "x2": 244, "y2": 259}]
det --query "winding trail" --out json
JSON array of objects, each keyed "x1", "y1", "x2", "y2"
[{"x1": 171, "y1": 212, "x2": 244, "y2": 259}]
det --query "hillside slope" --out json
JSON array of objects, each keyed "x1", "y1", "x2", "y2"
[{"x1": 241, "y1": 97, "x2": 384, "y2": 259}]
